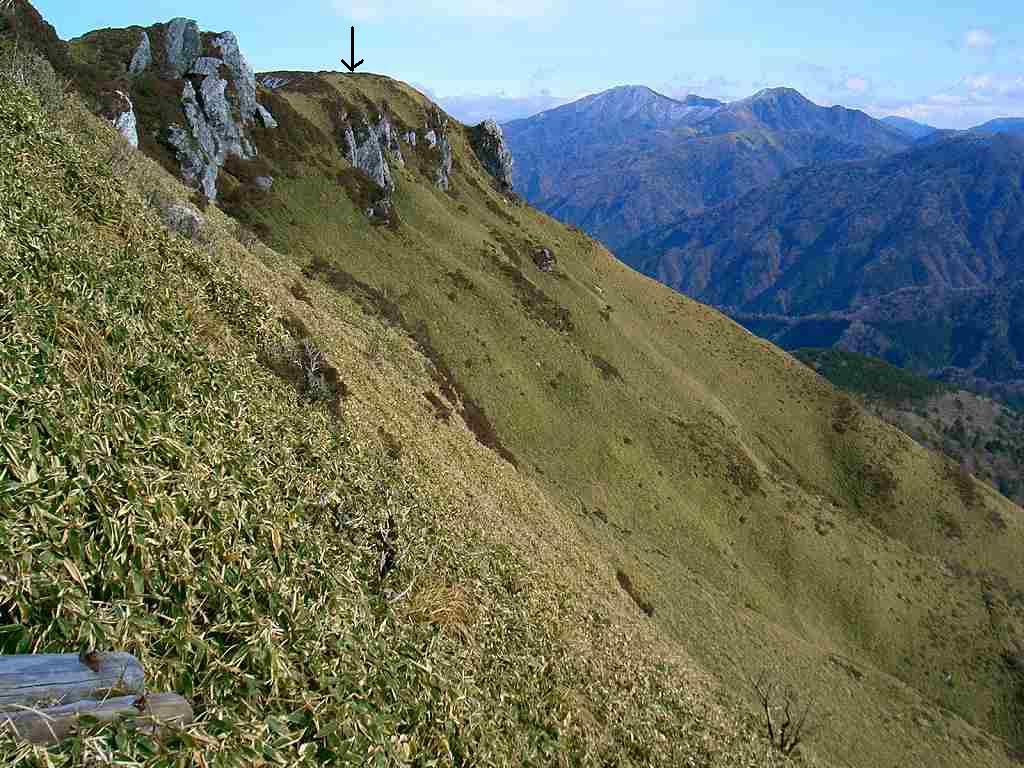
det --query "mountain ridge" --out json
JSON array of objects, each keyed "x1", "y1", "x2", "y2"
[
  {"x1": 503, "y1": 83, "x2": 912, "y2": 249},
  {"x1": 622, "y1": 132, "x2": 1024, "y2": 403}
]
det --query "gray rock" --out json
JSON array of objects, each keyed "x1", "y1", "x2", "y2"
[
  {"x1": 532, "y1": 248, "x2": 556, "y2": 272},
  {"x1": 127, "y1": 31, "x2": 151, "y2": 76},
  {"x1": 156, "y1": 22, "x2": 275, "y2": 202},
  {"x1": 167, "y1": 123, "x2": 218, "y2": 201},
  {"x1": 403, "y1": 130, "x2": 417, "y2": 147},
  {"x1": 254, "y1": 175, "x2": 274, "y2": 191},
  {"x1": 255, "y1": 104, "x2": 278, "y2": 129},
  {"x1": 470, "y1": 118, "x2": 514, "y2": 191},
  {"x1": 189, "y1": 57, "x2": 223, "y2": 77},
  {"x1": 159, "y1": 201, "x2": 205, "y2": 241},
  {"x1": 429, "y1": 109, "x2": 452, "y2": 191},
  {"x1": 164, "y1": 18, "x2": 201, "y2": 78},
  {"x1": 341, "y1": 114, "x2": 394, "y2": 193},
  {"x1": 198, "y1": 73, "x2": 251, "y2": 161},
  {"x1": 435, "y1": 134, "x2": 453, "y2": 191},
  {"x1": 258, "y1": 75, "x2": 290, "y2": 90},
  {"x1": 376, "y1": 113, "x2": 404, "y2": 168},
  {"x1": 213, "y1": 32, "x2": 259, "y2": 125},
  {"x1": 424, "y1": 129, "x2": 437, "y2": 148},
  {"x1": 110, "y1": 90, "x2": 138, "y2": 149}
]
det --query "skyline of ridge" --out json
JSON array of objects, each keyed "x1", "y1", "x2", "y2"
[{"x1": 38, "y1": 0, "x2": 1024, "y2": 129}]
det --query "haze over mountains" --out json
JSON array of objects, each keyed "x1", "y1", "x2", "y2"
[
  {"x1": 504, "y1": 85, "x2": 914, "y2": 250},
  {"x1": 506, "y1": 84, "x2": 1024, "y2": 404}
]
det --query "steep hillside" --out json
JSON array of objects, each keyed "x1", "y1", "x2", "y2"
[
  {"x1": 0, "y1": 31, "x2": 787, "y2": 768},
  {"x1": 504, "y1": 86, "x2": 910, "y2": 250},
  {"x1": 796, "y1": 349, "x2": 1024, "y2": 506},
  {"x1": 625, "y1": 133, "x2": 1024, "y2": 402},
  {"x1": 6, "y1": 5, "x2": 1024, "y2": 767}
]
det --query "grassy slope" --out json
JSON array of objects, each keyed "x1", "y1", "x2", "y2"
[
  {"x1": 219, "y1": 71, "x2": 1024, "y2": 768},
  {"x1": 797, "y1": 348, "x2": 1024, "y2": 506},
  {"x1": 0, "y1": 77, "x2": 795, "y2": 766}
]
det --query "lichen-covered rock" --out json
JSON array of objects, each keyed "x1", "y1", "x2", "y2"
[
  {"x1": 189, "y1": 56, "x2": 222, "y2": 77},
  {"x1": 128, "y1": 31, "x2": 151, "y2": 76},
  {"x1": 109, "y1": 90, "x2": 138, "y2": 148},
  {"x1": 163, "y1": 18, "x2": 201, "y2": 78},
  {"x1": 376, "y1": 113, "x2": 404, "y2": 168},
  {"x1": 428, "y1": 109, "x2": 453, "y2": 191},
  {"x1": 167, "y1": 122, "x2": 219, "y2": 201},
  {"x1": 470, "y1": 119, "x2": 514, "y2": 191},
  {"x1": 213, "y1": 32, "x2": 263, "y2": 126},
  {"x1": 255, "y1": 104, "x2": 278, "y2": 129},
  {"x1": 254, "y1": 175, "x2": 274, "y2": 191},
  {"x1": 341, "y1": 114, "x2": 394, "y2": 193},
  {"x1": 159, "y1": 200, "x2": 205, "y2": 241},
  {"x1": 197, "y1": 73, "x2": 253, "y2": 161}
]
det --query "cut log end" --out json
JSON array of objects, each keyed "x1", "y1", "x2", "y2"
[{"x1": 0, "y1": 692, "x2": 194, "y2": 745}]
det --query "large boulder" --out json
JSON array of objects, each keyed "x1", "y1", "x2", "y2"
[{"x1": 470, "y1": 119, "x2": 514, "y2": 191}]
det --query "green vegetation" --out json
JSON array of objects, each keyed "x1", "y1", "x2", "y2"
[
  {"x1": 796, "y1": 348, "x2": 951, "y2": 405},
  {"x1": 4, "y1": 8, "x2": 1024, "y2": 767},
  {"x1": 0, "y1": 64, "x2": 800, "y2": 767},
  {"x1": 799, "y1": 347, "x2": 1024, "y2": 508}
]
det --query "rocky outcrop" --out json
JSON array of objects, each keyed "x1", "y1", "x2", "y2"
[
  {"x1": 212, "y1": 32, "x2": 260, "y2": 125},
  {"x1": 145, "y1": 18, "x2": 276, "y2": 201},
  {"x1": 341, "y1": 114, "x2": 395, "y2": 193},
  {"x1": 109, "y1": 90, "x2": 139, "y2": 148},
  {"x1": 375, "y1": 113, "x2": 404, "y2": 168},
  {"x1": 127, "y1": 31, "x2": 151, "y2": 75},
  {"x1": 532, "y1": 248, "x2": 556, "y2": 273},
  {"x1": 163, "y1": 18, "x2": 201, "y2": 78},
  {"x1": 428, "y1": 109, "x2": 453, "y2": 191},
  {"x1": 470, "y1": 119, "x2": 514, "y2": 191}
]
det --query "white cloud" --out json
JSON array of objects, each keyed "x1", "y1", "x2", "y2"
[
  {"x1": 964, "y1": 28, "x2": 996, "y2": 51},
  {"x1": 437, "y1": 89, "x2": 573, "y2": 124},
  {"x1": 870, "y1": 70, "x2": 1024, "y2": 129},
  {"x1": 844, "y1": 76, "x2": 870, "y2": 94}
]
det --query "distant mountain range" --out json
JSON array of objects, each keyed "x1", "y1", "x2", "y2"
[
  {"x1": 621, "y1": 132, "x2": 1024, "y2": 404},
  {"x1": 881, "y1": 115, "x2": 937, "y2": 139},
  {"x1": 503, "y1": 86, "x2": 912, "y2": 250}
]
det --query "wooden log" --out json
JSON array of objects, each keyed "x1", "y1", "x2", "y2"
[
  {"x1": 0, "y1": 692, "x2": 193, "y2": 745},
  {"x1": 0, "y1": 653, "x2": 145, "y2": 710}
]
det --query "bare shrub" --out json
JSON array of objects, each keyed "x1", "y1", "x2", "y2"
[
  {"x1": 750, "y1": 670, "x2": 815, "y2": 755},
  {"x1": 260, "y1": 336, "x2": 346, "y2": 418}
]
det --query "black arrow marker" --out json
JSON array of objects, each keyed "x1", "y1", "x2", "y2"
[{"x1": 341, "y1": 26, "x2": 364, "y2": 72}]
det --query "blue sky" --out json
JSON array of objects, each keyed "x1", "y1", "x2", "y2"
[{"x1": 38, "y1": 0, "x2": 1024, "y2": 128}]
